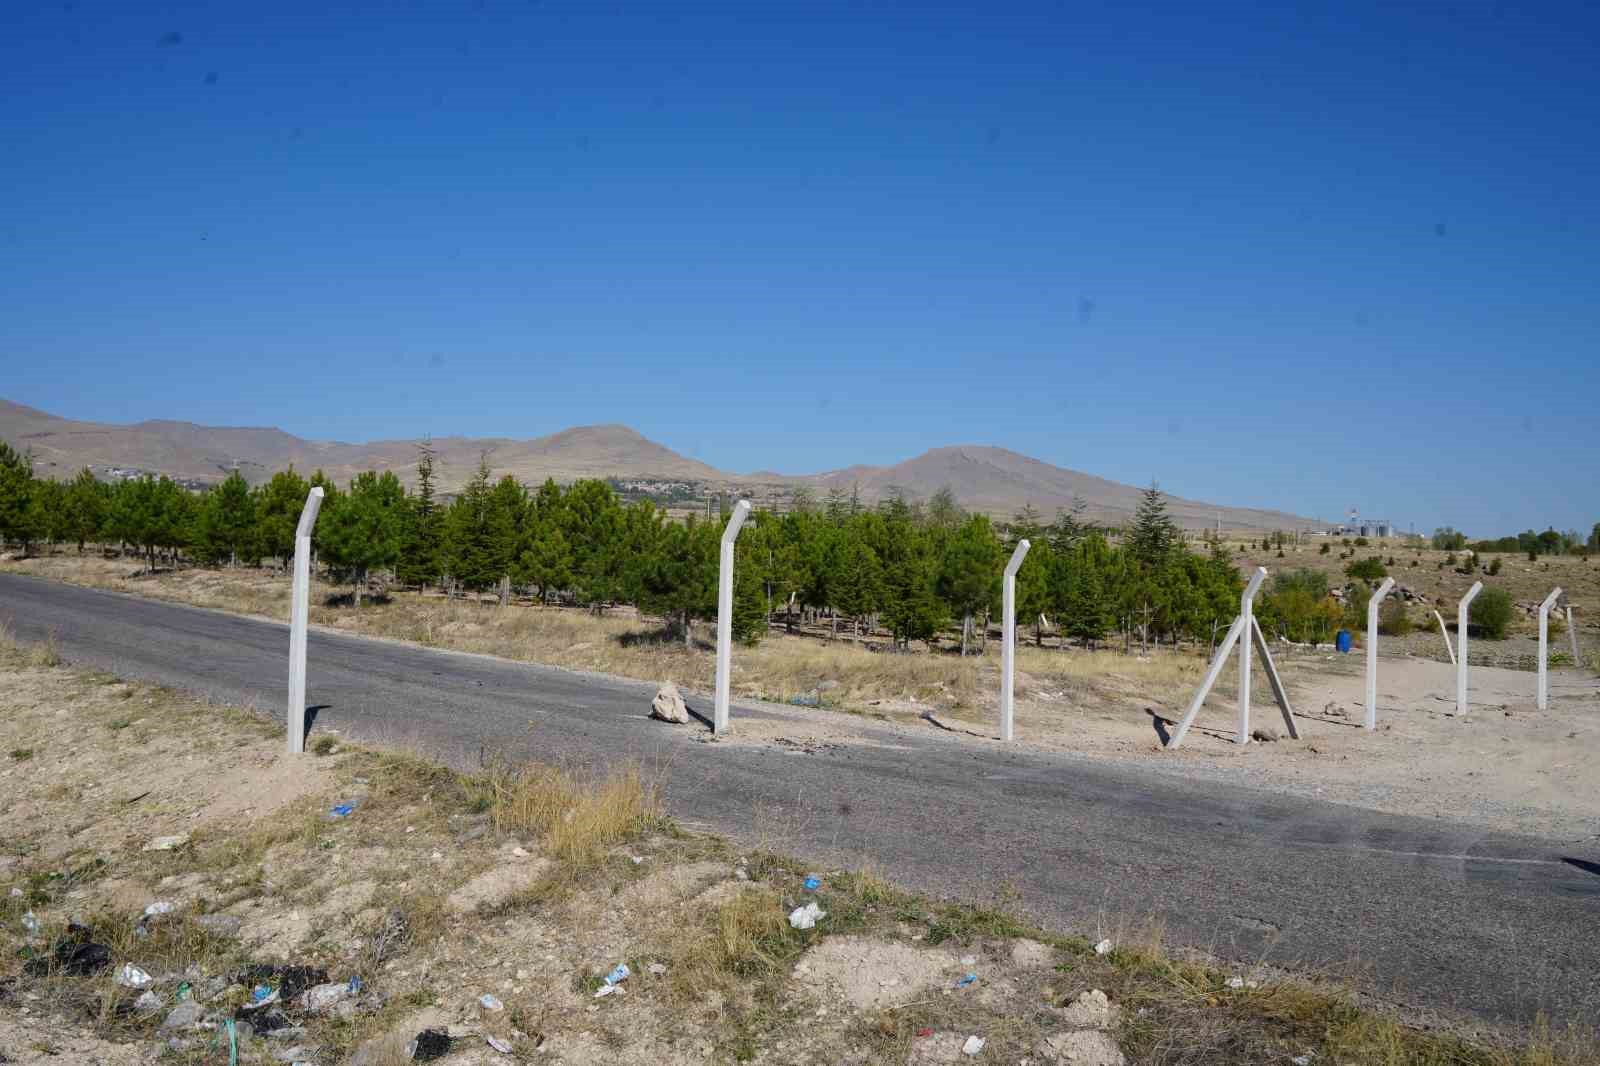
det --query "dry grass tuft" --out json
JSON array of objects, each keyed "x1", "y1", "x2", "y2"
[{"x1": 483, "y1": 760, "x2": 663, "y2": 865}]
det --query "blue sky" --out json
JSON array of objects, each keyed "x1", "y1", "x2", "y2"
[{"x1": 2, "y1": 1, "x2": 1596, "y2": 535}]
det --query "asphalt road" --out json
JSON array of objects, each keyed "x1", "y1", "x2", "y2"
[{"x1": 3, "y1": 572, "x2": 1596, "y2": 1029}]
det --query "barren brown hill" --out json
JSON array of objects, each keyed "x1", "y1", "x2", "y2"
[
  {"x1": 1, "y1": 399, "x2": 1315, "y2": 529},
  {"x1": 789, "y1": 445, "x2": 1315, "y2": 529}
]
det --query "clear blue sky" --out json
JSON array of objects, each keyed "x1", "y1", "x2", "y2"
[{"x1": 3, "y1": 2, "x2": 1596, "y2": 536}]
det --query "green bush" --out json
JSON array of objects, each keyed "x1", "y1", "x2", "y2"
[
  {"x1": 1378, "y1": 599, "x2": 1412, "y2": 636},
  {"x1": 1354, "y1": 536, "x2": 1369, "y2": 547},
  {"x1": 1319, "y1": 542, "x2": 1330, "y2": 555},
  {"x1": 1486, "y1": 557, "x2": 1502, "y2": 576},
  {"x1": 1345, "y1": 557, "x2": 1387, "y2": 581},
  {"x1": 1470, "y1": 587, "x2": 1513, "y2": 639}
]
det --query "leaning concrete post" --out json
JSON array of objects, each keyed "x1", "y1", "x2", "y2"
[
  {"x1": 287, "y1": 487, "x2": 324, "y2": 754},
  {"x1": 1456, "y1": 581, "x2": 1482, "y2": 718},
  {"x1": 1365, "y1": 577, "x2": 1396, "y2": 730},
  {"x1": 1000, "y1": 539, "x2": 1031, "y2": 743},
  {"x1": 1432, "y1": 609, "x2": 1456, "y2": 666},
  {"x1": 713, "y1": 500, "x2": 752, "y2": 735},
  {"x1": 1537, "y1": 587, "x2": 1563, "y2": 710},
  {"x1": 1238, "y1": 566, "x2": 1267, "y2": 744}
]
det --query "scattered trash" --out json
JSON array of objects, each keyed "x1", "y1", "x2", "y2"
[
  {"x1": 511, "y1": 846, "x2": 529, "y2": 858},
  {"x1": 734, "y1": 866, "x2": 750, "y2": 881},
  {"x1": 789, "y1": 692, "x2": 821, "y2": 707},
  {"x1": 144, "y1": 901, "x2": 176, "y2": 917},
  {"x1": 1292, "y1": 1056, "x2": 1314, "y2": 1066},
  {"x1": 478, "y1": 993, "x2": 505, "y2": 1012},
  {"x1": 176, "y1": 981, "x2": 192, "y2": 1001},
  {"x1": 594, "y1": 984, "x2": 624, "y2": 998},
  {"x1": 8, "y1": 887, "x2": 21, "y2": 897},
  {"x1": 1093, "y1": 938, "x2": 1113, "y2": 955},
  {"x1": 1226, "y1": 977, "x2": 1244, "y2": 989},
  {"x1": 115, "y1": 963, "x2": 154, "y2": 988},
  {"x1": 802, "y1": 876, "x2": 822, "y2": 891},
  {"x1": 647, "y1": 962, "x2": 667, "y2": 975},
  {"x1": 20, "y1": 911, "x2": 39, "y2": 933},
  {"x1": 962, "y1": 1034, "x2": 986, "y2": 1056},
  {"x1": 299, "y1": 980, "x2": 354, "y2": 1012},
  {"x1": 487, "y1": 1035, "x2": 513, "y2": 1054},
  {"x1": 142, "y1": 833, "x2": 190, "y2": 852},
  {"x1": 788, "y1": 901, "x2": 827, "y2": 930},
  {"x1": 251, "y1": 985, "x2": 278, "y2": 1006},
  {"x1": 330, "y1": 804, "x2": 356, "y2": 818},
  {"x1": 603, "y1": 963, "x2": 630, "y2": 987},
  {"x1": 409, "y1": 1028, "x2": 452, "y2": 1062},
  {"x1": 163, "y1": 998, "x2": 205, "y2": 1030},
  {"x1": 956, "y1": 972, "x2": 977, "y2": 988},
  {"x1": 41, "y1": 940, "x2": 111, "y2": 977},
  {"x1": 960, "y1": 955, "x2": 977, "y2": 966},
  {"x1": 348, "y1": 975, "x2": 362, "y2": 994},
  {"x1": 134, "y1": 990, "x2": 162, "y2": 1010},
  {"x1": 916, "y1": 1028, "x2": 934, "y2": 1038},
  {"x1": 234, "y1": 964, "x2": 327, "y2": 1009}
]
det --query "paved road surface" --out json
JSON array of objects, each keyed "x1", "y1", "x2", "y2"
[{"x1": 2, "y1": 572, "x2": 1596, "y2": 1028}]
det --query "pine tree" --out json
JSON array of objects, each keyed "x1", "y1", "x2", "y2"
[
  {"x1": 0, "y1": 440, "x2": 36, "y2": 554},
  {"x1": 1127, "y1": 482, "x2": 1180, "y2": 572},
  {"x1": 322, "y1": 471, "x2": 406, "y2": 606},
  {"x1": 732, "y1": 541, "x2": 768, "y2": 646},
  {"x1": 195, "y1": 471, "x2": 256, "y2": 566},
  {"x1": 444, "y1": 454, "x2": 496, "y2": 591},
  {"x1": 254, "y1": 467, "x2": 310, "y2": 568},
  {"x1": 398, "y1": 438, "x2": 444, "y2": 589},
  {"x1": 937, "y1": 515, "x2": 1001, "y2": 655},
  {"x1": 638, "y1": 518, "x2": 718, "y2": 647},
  {"x1": 64, "y1": 467, "x2": 107, "y2": 553}
]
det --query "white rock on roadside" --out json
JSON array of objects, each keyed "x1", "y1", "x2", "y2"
[
  {"x1": 1056, "y1": 989, "x2": 1116, "y2": 1029},
  {"x1": 962, "y1": 1034, "x2": 986, "y2": 1056},
  {"x1": 1093, "y1": 938, "x2": 1113, "y2": 956},
  {"x1": 142, "y1": 834, "x2": 190, "y2": 852},
  {"x1": 1039, "y1": 1029, "x2": 1125, "y2": 1066},
  {"x1": 650, "y1": 682, "x2": 691, "y2": 724}
]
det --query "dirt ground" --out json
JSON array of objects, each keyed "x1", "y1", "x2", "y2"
[{"x1": 18, "y1": 650, "x2": 1565, "y2": 1066}]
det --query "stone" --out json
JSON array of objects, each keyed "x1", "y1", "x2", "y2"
[
  {"x1": 195, "y1": 913, "x2": 242, "y2": 936},
  {"x1": 162, "y1": 999, "x2": 205, "y2": 1030},
  {"x1": 142, "y1": 834, "x2": 191, "y2": 852},
  {"x1": 1055, "y1": 989, "x2": 1116, "y2": 1029},
  {"x1": 1039, "y1": 1029, "x2": 1126, "y2": 1065},
  {"x1": 1250, "y1": 727, "x2": 1279, "y2": 743},
  {"x1": 650, "y1": 682, "x2": 690, "y2": 724},
  {"x1": 1010, "y1": 938, "x2": 1054, "y2": 969}
]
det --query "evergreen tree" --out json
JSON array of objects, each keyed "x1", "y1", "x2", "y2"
[
  {"x1": 195, "y1": 471, "x2": 256, "y2": 566},
  {"x1": 398, "y1": 438, "x2": 444, "y2": 588},
  {"x1": 322, "y1": 471, "x2": 406, "y2": 606},
  {"x1": 937, "y1": 514, "x2": 1001, "y2": 655},
  {"x1": 444, "y1": 454, "x2": 497, "y2": 591},
  {"x1": 638, "y1": 517, "x2": 718, "y2": 647},
  {"x1": 561, "y1": 478, "x2": 625, "y2": 607},
  {"x1": 1127, "y1": 483, "x2": 1180, "y2": 571},
  {"x1": 484, "y1": 474, "x2": 529, "y2": 601},
  {"x1": 828, "y1": 536, "x2": 882, "y2": 637},
  {"x1": 517, "y1": 524, "x2": 574, "y2": 603},
  {"x1": 253, "y1": 467, "x2": 311, "y2": 567},
  {"x1": 732, "y1": 540, "x2": 769, "y2": 646},
  {"x1": 64, "y1": 467, "x2": 107, "y2": 553},
  {"x1": 0, "y1": 440, "x2": 36, "y2": 554}
]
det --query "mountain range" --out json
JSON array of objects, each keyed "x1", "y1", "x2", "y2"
[{"x1": 0, "y1": 399, "x2": 1317, "y2": 531}]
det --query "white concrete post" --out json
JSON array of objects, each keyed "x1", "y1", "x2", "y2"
[
  {"x1": 1537, "y1": 587, "x2": 1563, "y2": 710},
  {"x1": 1000, "y1": 539, "x2": 1031, "y2": 743},
  {"x1": 1456, "y1": 581, "x2": 1482, "y2": 718},
  {"x1": 287, "y1": 487, "x2": 324, "y2": 754},
  {"x1": 1365, "y1": 577, "x2": 1396, "y2": 730},
  {"x1": 1432, "y1": 609, "x2": 1456, "y2": 665},
  {"x1": 1237, "y1": 567, "x2": 1267, "y2": 744},
  {"x1": 713, "y1": 500, "x2": 752, "y2": 735}
]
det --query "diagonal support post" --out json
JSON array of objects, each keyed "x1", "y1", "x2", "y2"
[
  {"x1": 1251, "y1": 615, "x2": 1298, "y2": 738},
  {"x1": 1167, "y1": 568, "x2": 1267, "y2": 749}
]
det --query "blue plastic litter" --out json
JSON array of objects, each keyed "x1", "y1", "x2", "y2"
[
  {"x1": 802, "y1": 877, "x2": 821, "y2": 892},
  {"x1": 251, "y1": 985, "x2": 273, "y2": 1004},
  {"x1": 348, "y1": 975, "x2": 362, "y2": 993},
  {"x1": 330, "y1": 804, "x2": 356, "y2": 818},
  {"x1": 603, "y1": 963, "x2": 630, "y2": 987},
  {"x1": 956, "y1": 972, "x2": 977, "y2": 988},
  {"x1": 789, "y1": 693, "x2": 821, "y2": 707}
]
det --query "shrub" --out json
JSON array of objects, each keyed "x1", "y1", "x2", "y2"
[
  {"x1": 1378, "y1": 599, "x2": 1411, "y2": 636},
  {"x1": 1487, "y1": 557, "x2": 1502, "y2": 576},
  {"x1": 1354, "y1": 536, "x2": 1369, "y2": 547},
  {"x1": 1319, "y1": 542, "x2": 1330, "y2": 555},
  {"x1": 1345, "y1": 557, "x2": 1387, "y2": 581},
  {"x1": 1470, "y1": 587, "x2": 1513, "y2": 639}
]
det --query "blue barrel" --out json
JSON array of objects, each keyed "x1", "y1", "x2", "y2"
[{"x1": 1335, "y1": 629, "x2": 1352, "y2": 654}]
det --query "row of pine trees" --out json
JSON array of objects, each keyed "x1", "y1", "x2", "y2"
[{"x1": 0, "y1": 438, "x2": 1244, "y2": 651}]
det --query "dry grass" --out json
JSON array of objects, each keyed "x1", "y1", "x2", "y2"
[{"x1": 480, "y1": 759, "x2": 664, "y2": 865}]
